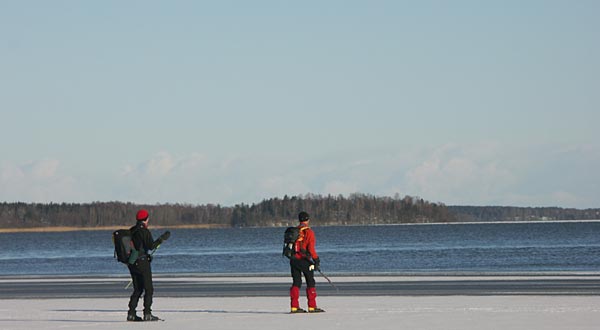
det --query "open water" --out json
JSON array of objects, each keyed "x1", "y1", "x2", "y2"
[{"x1": 1, "y1": 221, "x2": 599, "y2": 276}]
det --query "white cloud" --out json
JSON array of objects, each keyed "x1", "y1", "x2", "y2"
[
  {"x1": 140, "y1": 151, "x2": 176, "y2": 177},
  {"x1": 1, "y1": 162, "x2": 25, "y2": 181},
  {"x1": 29, "y1": 159, "x2": 60, "y2": 178},
  {"x1": 0, "y1": 159, "x2": 78, "y2": 203},
  {"x1": 1, "y1": 143, "x2": 597, "y2": 208},
  {"x1": 404, "y1": 144, "x2": 518, "y2": 205}
]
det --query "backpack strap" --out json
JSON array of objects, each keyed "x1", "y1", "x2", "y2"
[
  {"x1": 129, "y1": 225, "x2": 144, "y2": 258},
  {"x1": 297, "y1": 226, "x2": 309, "y2": 239},
  {"x1": 296, "y1": 226, "x2": 311, "y2": 257}
]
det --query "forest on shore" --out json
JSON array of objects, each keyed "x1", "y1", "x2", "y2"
[{"x1": 0, "y1": 194, "x2": 598, "y2": 229}]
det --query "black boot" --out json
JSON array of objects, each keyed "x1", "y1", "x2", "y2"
[
  {"x1": 127, "y1": 311, "x2": 142, "y2": 322},
  {"x1": 144, "y1": 313, "x2": 160, "y2": 321},
  {"x1": 290, "y1": 307, "x2": 307, "y2": 313}
]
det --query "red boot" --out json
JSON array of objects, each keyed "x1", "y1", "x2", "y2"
[
  {"x1": 290, "y1": 286, "x2": 300, "y2": 310},
  {"x1": 306, "y1": 287, "x2": 317, "y2": 309}
]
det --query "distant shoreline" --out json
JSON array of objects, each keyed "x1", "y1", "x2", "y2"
[
  {"x1": 0, "y1": 224, "x2": 229, "y2": 233},
  {"x1": 1, "y1": 219, "x2": 599, "y2": 233}
]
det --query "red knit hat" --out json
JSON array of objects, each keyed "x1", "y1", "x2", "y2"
[{"x1": 136, "y1": 209, "x2": 149, "y2": 221}]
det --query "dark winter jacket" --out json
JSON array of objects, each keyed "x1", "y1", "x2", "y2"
[{"x1": 129, "y1": 222, "x2": 163, "y2": 258}]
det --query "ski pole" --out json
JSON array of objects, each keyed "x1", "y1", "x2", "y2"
[
  {"x1": 318, "y1": 269, "x2": 339, "y2": 292},
  {"x1": 125, "y1": 244, "x2": 161, "y2": 289}
]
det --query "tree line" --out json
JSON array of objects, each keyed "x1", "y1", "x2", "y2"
[
  {"x1": 0, "y1": 194, "x2": 597, "y2": 229},
  {"x1": 448, "y1": 205, "x2": 600, "y2": 222},
  {"x1": 0, "y1": 194, "x2": 452, "y2": 228}
]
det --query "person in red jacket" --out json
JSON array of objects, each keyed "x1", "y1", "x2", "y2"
[{"x1": 289, "y1": 211, "x2": 325, "y2": 313}]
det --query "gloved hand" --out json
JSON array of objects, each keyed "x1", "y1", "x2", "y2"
[
  {"x1": 159, "y1": 231, "x2": 171, "y2": 241},
  {"x1": 311, "y1": 257, "x2": 321, "y2": 272}
]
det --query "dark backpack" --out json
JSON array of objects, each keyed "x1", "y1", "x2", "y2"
[
  {"x1": 112, "y1": 229, "x2": 137, "y2": 264},
  {"x1": 282, "y1": 226, "x2": 301, "y2": 259}
]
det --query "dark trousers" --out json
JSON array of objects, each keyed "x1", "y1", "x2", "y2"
[
  {"x1": 127, "y1": 257, "x2": 153, "y2": 314},
  {"x1": 290, "y1": 258, "x2": 315, "y2": 288}
]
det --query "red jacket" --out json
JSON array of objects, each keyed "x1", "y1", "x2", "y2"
[{"x1": 294, "y1": 223, "x2": 318, "y2": 260}]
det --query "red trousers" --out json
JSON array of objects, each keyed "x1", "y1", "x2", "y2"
[{"x1": 290, "y1": 286, "x2": 317, "y2": 308}]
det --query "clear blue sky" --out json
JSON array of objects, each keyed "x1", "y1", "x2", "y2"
[{"x1": 1, "y1": 1, "x2": 598, "y2": 208}]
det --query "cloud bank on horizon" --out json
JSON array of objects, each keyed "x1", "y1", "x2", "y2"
[
  {"x1": 0, "y1": 2, "x2": 598, "y2": 208},
  {"x1": 1, "y1": 143, "x2": 597, "y2": 208}
]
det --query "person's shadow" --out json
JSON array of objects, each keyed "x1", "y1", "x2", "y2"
[{"x1": 51, "y1": 308, "x2": 288, "y2": 315}]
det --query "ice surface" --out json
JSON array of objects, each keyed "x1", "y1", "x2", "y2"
[{"x1": 1, "y1": 289, "x2": 599, "y2": 329}]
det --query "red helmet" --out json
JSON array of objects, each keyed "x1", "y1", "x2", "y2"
[{"x1": 136, "y1": 209, "x2": 149, "y2": 221}]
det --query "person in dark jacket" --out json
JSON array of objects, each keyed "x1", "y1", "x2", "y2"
[
  {"x1": 289, "y1": 211, "x2": 325, "y2": 313},
  {"x1": 127, "y1": 209, "x2": 170, "y2": 322}
]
